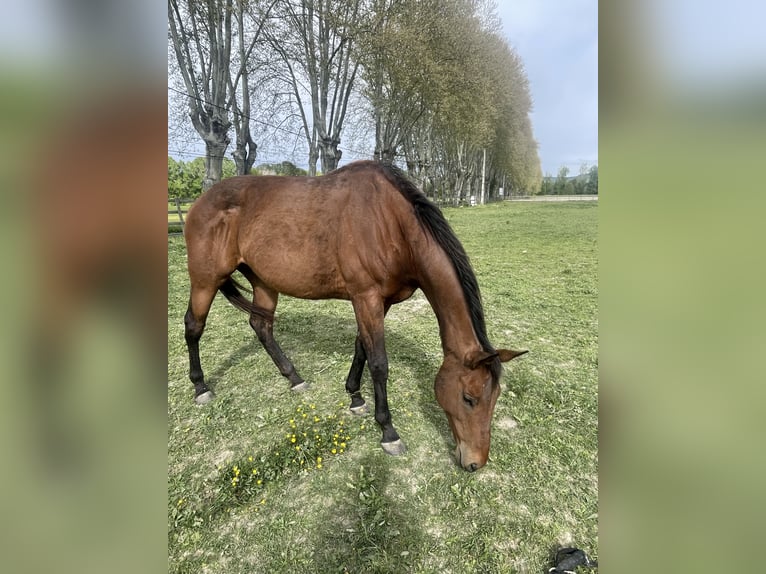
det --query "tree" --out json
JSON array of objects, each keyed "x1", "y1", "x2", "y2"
[
  {"x1": 482, "y1": 32, "x2": 541, "y2": 195},
  {"x1": 167, "y1": 156, "x2": 236, "y2": 199},
  {"x1": 378, "y1": 0, "x2": 541, "y2": 203},
  {"x1": 168, "y1": 0, "x2": 274, "y2": 187},
  {"x1": 168, "y1": 0, "x2": 234, "y2": 190},
  {"x1": 556, "y1": 165, "x2": 572, "y2": 195},
  {"x1": 256, "y1": 160, "x2": 308, "y2": 176},
  {"x1": 167, "y1": 157, "x2": 186, "y2": 199},
  {"x1": 168, "y1": 157, "x2": 207, "y2": 199},
  {"x1": 540, "y1": 174, "x2": 555, "y2": 195},
  {"x1": 586, "y1": 164, "x2": 598, "y2": 194},
  {"x1": 358, "y1": 0, "x2": 438, "y2": 165},
  {"x1": 229, "y1": 0, "x2": 260, "y2": 176},
  {"x1": 265, "y1": 0, "x2": 362, "y2": 175},
  {"x1": 167, "y1": 0, "x2": 543, "y2": 196}
]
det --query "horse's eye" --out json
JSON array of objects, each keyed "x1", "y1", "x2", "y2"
[{"x1": 463, "y1": 393, "x2": 476, "y2": 408}]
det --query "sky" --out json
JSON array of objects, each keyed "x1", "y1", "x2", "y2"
[
  {"x1": 495, "y1": 0, "x2": 598, "y2": 176},
  {"x1": 646, "y1": 0, "x2": 766, "y2": 89}
]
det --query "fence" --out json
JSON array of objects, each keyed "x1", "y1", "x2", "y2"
[
  {"x1": 168, "y1": 198, "x2": 195, "y2": 235},
  {"x1": 507, "y1": 194, "x2": 598, "y2": 202}
]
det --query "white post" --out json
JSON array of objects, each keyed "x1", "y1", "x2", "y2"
[{"x1": 480, "y1": 148, "x2": 486, "y2": 204}]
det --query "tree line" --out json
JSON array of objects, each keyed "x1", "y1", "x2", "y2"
[
  {"x1": 539, "y1": 164, "x2": 598, "y2": 196},
  {"x1": 168, "y1": 0, "x2": 542, "y2": 203}
]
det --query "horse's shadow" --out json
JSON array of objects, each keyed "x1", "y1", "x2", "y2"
[
  {"x1": 282, "y1": 306, "x2": 455, "y2": 451},
  {"x1": 308, "y1": 451, "x2": 427, "y2": 573},
  {"x1": 202, "y1": 303, "x2": 456, "y2": 453}
]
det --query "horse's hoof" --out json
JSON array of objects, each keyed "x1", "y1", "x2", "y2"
[
  {"x1": 349, "y1": 403, "x2": 369, "y2": 416},
  {"x1": 380, "y1": 439, "x2": 407, "y2": 456},
  {"x1": 290, "y1": 381, "x2": 311, "y2": 393},
  {"x1": 195, "y1": 390, "x2": 215, "y2": 405}
]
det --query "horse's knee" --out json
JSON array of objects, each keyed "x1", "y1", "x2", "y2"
[
  {"x1": 184, "y1": 310, "x2": 205, "y2": 340},
  {"x1": 367, "y1": 355, "x2": 388, "y2": 380},
  {"x1": 249, "y1": 313, "x2": 272, "y2": 333}
]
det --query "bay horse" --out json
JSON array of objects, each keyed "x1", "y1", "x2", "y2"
[{"x1": 183, "y1": 160, "x2": 526, "y2": 471}]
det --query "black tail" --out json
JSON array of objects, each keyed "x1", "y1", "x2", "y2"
[{"x1": 218, "y1": 277, "x2": 273, "y2": 321}]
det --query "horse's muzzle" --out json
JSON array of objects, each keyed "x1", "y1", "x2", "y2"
[{"x1": 455, "y1": 444, "x2": 485, "y2": 472}]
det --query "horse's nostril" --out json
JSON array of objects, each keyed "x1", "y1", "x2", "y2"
[{"x1": 468, "y1": 463, "x2": 478, "y2": 472}]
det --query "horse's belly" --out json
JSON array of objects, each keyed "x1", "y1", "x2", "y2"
[{"x1": 249, "y1": 256, "x2": 350, "y2": 300}]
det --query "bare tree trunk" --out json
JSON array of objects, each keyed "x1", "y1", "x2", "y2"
[
  {"x1": 319, "y1": 136, "x2": 342, "y2": 172},
  {"x1": 373, "y1": 110, "x2": 398, "y2": 165},
  {"x1": 230, "y1": 0, "x2": 258, "y2": 175},
  {"x1": 168, "y1": 0, "x2": 234, "y2": 191},
  {"x1": 203, "y1": 139, "x2": 229, "y2": 190},
  {"x1": 308, "y1": 135, "x2": 319, "y2": 176}
]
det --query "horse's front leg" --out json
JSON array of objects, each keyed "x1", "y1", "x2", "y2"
[
  {"x1": 345, "y1": 303, "x2": 391, "y2": 416},
  {"x1": 352, "y1": 296, "x2": 406, "y2": 456}
]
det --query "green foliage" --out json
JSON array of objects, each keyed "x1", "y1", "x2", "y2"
[
  {"x1": 586, "y1": 165, "x2": 598, "y2": 194},
  {"x1": 168, "y1": 156, "x2": 240, "y2": 199},
  {"x1": 354, "y1": 0, "x2": 541, "y2": 197},
  {"x1": 541, "y1": 164, "x2": 598, "y2": 195},
  {"x1": 255, "y1": 161, "x2": 308, "y2": 176}
]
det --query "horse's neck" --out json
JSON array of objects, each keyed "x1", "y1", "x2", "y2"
[{"x1": 417, "y1": 244, "x2": 483, "y2": 360}]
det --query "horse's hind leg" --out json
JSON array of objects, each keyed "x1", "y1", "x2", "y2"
[
  {"x1": 345, "y1": 334, "x2": 369, "y2": 414},
  {"x1": 245, "y1": 281, "x2": 307, "y2": 391},
  {"x1": 185, "y1": 285, "x2": 218, "y2": 404}
]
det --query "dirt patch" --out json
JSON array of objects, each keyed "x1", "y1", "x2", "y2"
[{"x1": 496, "y1": 416, "x2": 518, "y2": 431}]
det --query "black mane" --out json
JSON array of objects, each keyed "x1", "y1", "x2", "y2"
[{"x1": 377, "y1": 162, "x2": 502, "y2": 383}]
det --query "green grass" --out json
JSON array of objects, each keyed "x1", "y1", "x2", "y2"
[{"x1": 168, "y1": 201, "x2": 597, "y2": 573}]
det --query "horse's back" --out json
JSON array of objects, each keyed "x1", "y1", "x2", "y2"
[{"x1": 185, "y1": 163, "x2": 423, "y2": 300}]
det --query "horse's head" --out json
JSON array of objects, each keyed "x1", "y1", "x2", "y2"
[{"x1": 434, "y1": 348, "x2": 527, "y2": 471}]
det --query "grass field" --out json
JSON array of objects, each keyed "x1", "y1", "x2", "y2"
[{"x1": 167, "y1": 200, "x2": 598, "y2": 573}]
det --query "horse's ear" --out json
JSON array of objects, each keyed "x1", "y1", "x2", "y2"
[
  {"x1": 496, "y1": 349, "x2": 528, "y2": 362},
  {"x1": 464, "y1": 349, "x2": 498, "y2": 369}
]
